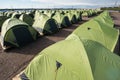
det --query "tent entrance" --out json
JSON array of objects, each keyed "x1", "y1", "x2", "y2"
[
  {"x1": 13, "y1": 26, "x2": 34, "y2": 46},
  {"x1": 44, "y1": 19, "x2": 58, "y2": 34},
  {"x1": 72, "y1": 15, "x2": 77, "y2": 24},
  {"x1": 62, "y1": 16, "x2": 71, "y2": 27}
]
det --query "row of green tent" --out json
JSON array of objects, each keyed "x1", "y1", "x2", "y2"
[
  {"x1": 18, "y1": 11, "x2": 120, "y2": 80},
  {"x1": 0, "y1": 9, "x2": 100, "y2": 50},
  {"x1": 0, "y1": 9, "x2": 101, "y2": 30}
]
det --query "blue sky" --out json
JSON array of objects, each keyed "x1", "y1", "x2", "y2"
[{"x1": 0, "y1": 0, "x2": 120, "y2": 9}]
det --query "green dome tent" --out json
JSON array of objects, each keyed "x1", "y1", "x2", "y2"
[
  {"x1": 17, "y1": 33, "x2": 120, "y2": 80},
  {"x1": 26, "y1": 12, "x2": 34, "y2": 19},
  {"x1": 66, "y1": 34, "x2": 120, "y2": 80},
  {"x1": 83, "y1": 39, "x2": 120, "y2": 80},
  {"x1": 19, "y1": 37, "x2": 93, "y2": 80},
  {"x1": 33, "y1": 14, "x2": 59, "y2": 35},
  {"x1": 100, "y1": 11, "x2": 113, "y2": 21},
  {"x1": 19, "y1": 14, "x2": 34, "y2": 26},
  {"x1": 93, "y1": 11, "x2": 114, "y2": 28},
  {"x1": 74, "y1": 11, "x2": 82, "y2": 21},
  {"x1": 34, "y1": 10, "x2": 43, "y2": 20},
  {"x1": 73, "y1": 19, "x2": 119, "y2": 52},
  {"x1": 82, "y1": 11, "x2": 88, "y2": 17},
  {"x1": 6, "y1": 11, "x2": 14, "y2": 17},
  {"x1": 0, "y1": 16, "x2": 9, "y2": 31},
  {"x1": 11, "y1": 12, "x2": 21, "y2": 19},
  {"x1": 93, "y1": 16, "x2": 114, "y2": 28},
  {"x1": 66, "y1": 12, "x2": 77, "y2": 24},
  {"x1": 0, "y1": 18, "x2": 39, "y2": 50},
  {"x1": 52, "y1": 12, "x2": 71, "y2": 28},
  {"x1": 44, "y1": 10, "x2": 55, "y2": 18},
  {"x1": 87, "y1": 10, "x2": 96, "y2": 17}
]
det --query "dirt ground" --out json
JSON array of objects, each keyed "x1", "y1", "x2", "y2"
[{"x1": 0, "y1": 11, "x2": 120, "y2": 80}]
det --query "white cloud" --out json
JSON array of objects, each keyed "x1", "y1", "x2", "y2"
[
  {"x1": 31, "y1": 0, "x2": 118, "y2": 6},
  {"x1": 31, "y1": 0, "x2": 97, "y2": 6}
]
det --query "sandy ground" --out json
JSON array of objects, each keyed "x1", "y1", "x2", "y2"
[{"x1": 0, "y1": 12, "x2": 120, "y2": 80}]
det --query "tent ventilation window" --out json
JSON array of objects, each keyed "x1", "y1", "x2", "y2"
[
  {"x1": 56, "y1": 61, "x2": 62, "y2": 70},
  {"x1": 87, "y1": 27, "x2": 91, "y2": 30},
  {"x1": 20, "y1": 72, "x2": 29, "y2": 80},
  {"x1": 55, "y1": 61, "x2": 62, "y2": 80}
]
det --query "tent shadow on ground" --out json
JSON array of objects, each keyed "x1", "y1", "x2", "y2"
[
  {"x1": 111, "y1": 16, "x2": 118, "y2": 20},
  {"x1": 0, "y1": 37, "x2": 55, "y2": 80},
  {"x1": 46, "y1": 21, "x2": 88, "y2": 38},
  {"x1": 5, "y1": 37, "x2": 55, "y2": 55},
  {"x1": 51, "y1": 29, "x2": 73, "y2": 38},
  {"x1": 114, "y1": 24, "x2": 120, "y2": 28}
]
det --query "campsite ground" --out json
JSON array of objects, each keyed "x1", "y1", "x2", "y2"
[{"x1": 0, "y1": 11, "x2": 120, "y2": 80}]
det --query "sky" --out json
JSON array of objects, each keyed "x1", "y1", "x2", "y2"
[{"x1": 0, "y1": 0, "x2": 120, "y2": 9}]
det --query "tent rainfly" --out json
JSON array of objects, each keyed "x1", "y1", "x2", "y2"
[
  {"x1": 11, "y1": 12, "x2": 21, "y2": 19},
  {"x1": 66, "y1": 34, "x2": 120, "y2": 80},
  {"x1": 15, "y1": 33, "x2": 120, "y2": 80},
  {"x1": 94, "y1": 11, "x2": 114, "y2": 28},
  {"x1": 0, "y1": 18, "x2": 39, "y2": 50},
  {"x1": 33, "y1": 14, "x2": 59, "y2": 35},
  {"x1": 52, "y1": 12, "x2": 71, "y2": 28},
  {"x1": 34, "y1": 10, "x2": 43, "y2": 20},
  {"x1": 73, "y1": 19, "x2": 119, "y2": 52},
  {"x1": 18, "y1": 37, "x2": 94, "y2": 80},
  {"x1": 19, "y1": 14, "x2": 34, "y2": 26},
  {"x1": 66, "y1": 12, "x2": 77, "y2": 24},
  {"x1": 74, "y1": 11, "x2": 82, "y2": 21}
]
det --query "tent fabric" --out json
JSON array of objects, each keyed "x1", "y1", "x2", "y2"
[
  {"x1": 66, "y1": 34, "x2": 120, "y2": 80},
  {"x1": 0, "y1": 18, "x2": 39, "y2": 49},
  {"x1": 19, "y1": 14, "x2": 34, "y2": 26},
  {"x1": 93, "y1": 16, "x2": 114, "y2": 28},
  {"x1": 93, "y1": 11, "x2": 114, "y2": 28},
  {"x1": 44, "y1": 11, "x2": 55, "y2": 18},
  {"x1": 34, "y1": 10, "x2": 43, "y2": 20},
  {"x1": 74, "y1": 11, "x2": 82, "y2": 21},
  {"x1": 26, "y1": 12, "x2": 35, "y2": 19},
  {"x1": 6, "y1": 11, "x2": 14, "y2": 17},
  {"x1": 33, "y1": 14, "x2": 59, "y2": 35},
  {"x1": 83, "y1": 39, "x2": 120, "y2": 80},
  {"x1": 66, "y1": 12, "x2": 77, "y2": 24},
  {"x1": 73, "y1": 19, "x2": 119, "y2": 52},
  {"x1": 0, "y1": 16, "x2": 9, "y2": 31},
  {"x1": 11, "y1": 12, "x2": 21, "y2": 19},
  {"x1": 52, "y1": 12, "x2": 71, "y2": 28},
  {"x1": 22, "y1": 38, "x2": 94, "y2": 80},
  {"x1": 21, "y1": 32, "x2": 120, "y2": 80},
  {"x1": 82, "y1": 12, "x2": 88, "y2": 17}
]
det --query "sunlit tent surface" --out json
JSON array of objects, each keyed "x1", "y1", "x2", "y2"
[
  {"x1": 44, "y1": 10, "x2": 55, "y2": 18},
  {"x1": 0, "y1": 18, "x2": 39, "y2": 49},
  {"x1": 66, "y1": 12, "x2": 77, "y2": 24},
  {"x1": 6, "y1": 11, "x2": 14, "y2": 17},
  {"x1": 34, "y1": 10, "x2": 43, "y2": 20},
  {"x1": 11, "y1": 12, "x2": 21, "y2": 19},
  {"x1": 82, "y1": 11, "x2": 88, "y2": 17},
  {"x1": 66, "y1": 34, "x2": 120, "y2": 80},
  {"x1": 52, "y1": 12, "x2": 71, "y2": 28},
  {"x1": 83, "y1": 39, "x2": 120, "y2": 80},
  {"x1": 21, "y1": 38, "x2": 93, "y2": 80},
  {"x1": 93, "y1": 11, "x2": 114, "y2": 28},
  {"x1": 73, "y1": 19, "x2": 119, "y2": 51},
  {"x1": 33, "y1": 14, "x2": 59, "y2": 35},
  {"x1": 19, "y1": 14, "x2": 34, "y2": 26},
  {"x1": 74, "y1": 11, "x2": 82, "y2": 21}
]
